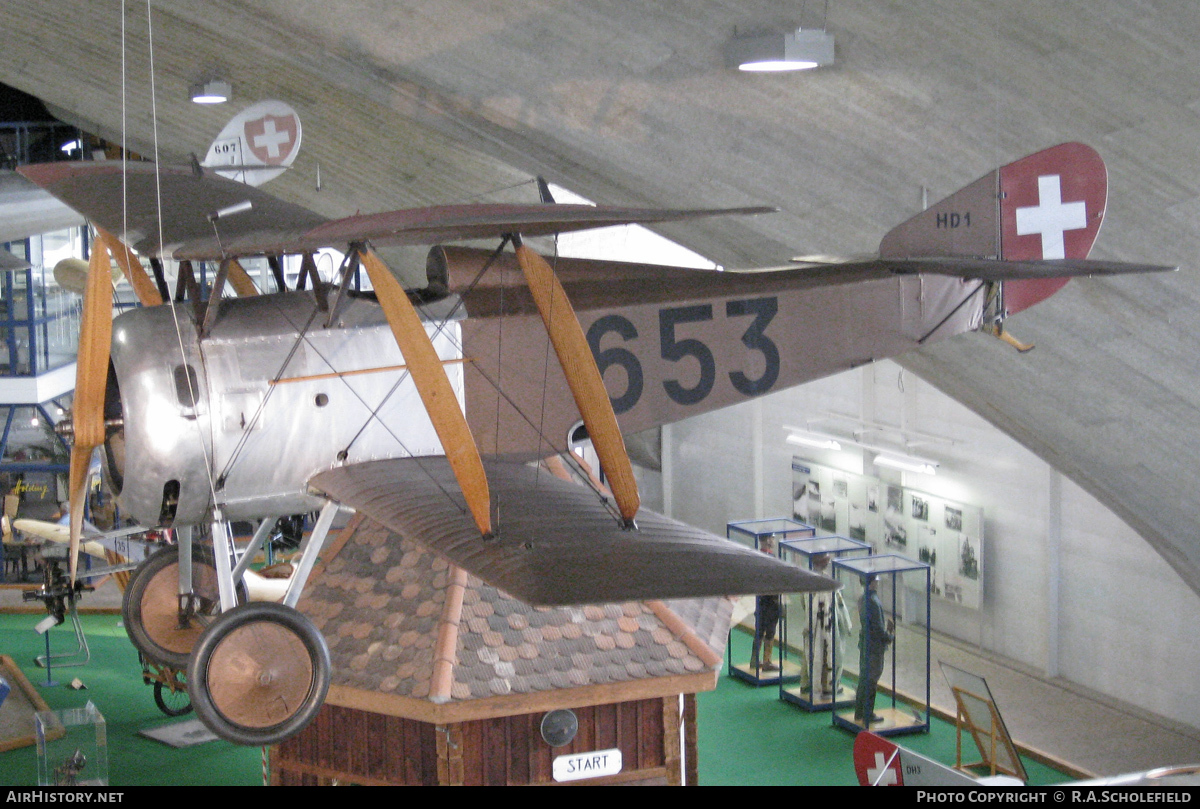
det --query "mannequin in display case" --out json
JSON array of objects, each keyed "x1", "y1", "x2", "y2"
[
  {"x1": 749, "y1": 538, "x2": 780, "y2": 671},
  {"x1": 853, "y1": 574, "x2": 894, "y2": 724},
  {"x1": 802, "y1": 553, "x2": 853, "y2": 695}
]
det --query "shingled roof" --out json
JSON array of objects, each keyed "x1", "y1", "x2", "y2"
[{"x1": 298, "y1": 515, "x2": 733, "y2": 723}]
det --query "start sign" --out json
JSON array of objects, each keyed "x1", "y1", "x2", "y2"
[{"x1": 552, "y1": 748, "x2": 623, "y2": 782}]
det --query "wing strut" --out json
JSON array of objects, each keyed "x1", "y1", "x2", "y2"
[
  {"x1": 95, "y1": 227, "x2": 163, "y2": 307},
  {"x1": 512, "y1": 236, "x2": 640, "y2": 526},
  {"x1": 226, "y1": 259, "x2": 260, "y2": 297},
  {"x1": 357, "y1": 247, "x2": 493, "y2": 538},
  {"x1": 66, "y1": 235, "x2": 114, "y2": 583}
]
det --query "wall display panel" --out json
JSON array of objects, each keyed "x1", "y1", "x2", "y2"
[{"x1": 792, "y1": 457, "x2": 983, "y2": 609}]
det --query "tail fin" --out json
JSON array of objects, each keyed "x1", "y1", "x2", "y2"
[
  {"x1": 853, "y1": 731, "x2": 981, "y2": 787},
  {"x1": 879, "y1": 143, "x2": 1108, "y2": 315},
  {"x1": 201, "y1": 100, "x2": 302, "y2": 187}
]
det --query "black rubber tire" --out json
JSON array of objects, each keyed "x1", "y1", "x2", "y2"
[
  {"x1": 121, "y1": 545, "x2": 245, "y2": 669},
  {"x1": 153, "y1": 678, "x2": 193, "y2": 717},
  {"x1": 187, "y1": 602, "x2": 331, "y2": 747}
]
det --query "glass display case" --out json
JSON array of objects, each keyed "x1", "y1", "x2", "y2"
[
  {"x1": 725, "y1": 518, "x2": 816, "y2": 686},
  {"x1": 777, "y1": 535, "x2": 872, "y2": 710},
  {"x1": 36, "y1": 701, "x2": 108, "y2": 786},
  {"x1": 831, "y1": 554, "x2": 931, "y2": 736}
]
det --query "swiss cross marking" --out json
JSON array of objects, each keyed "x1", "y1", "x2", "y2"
[
  {"x1": 867, "y1": 751, "x2": 900, "y2": 786},
  {"x1": 253, "y1": 118, "x2": 291, "y2": 158},
  {"x1": 1014, "y1": 174, "x2": 1087, "y2": 260}
]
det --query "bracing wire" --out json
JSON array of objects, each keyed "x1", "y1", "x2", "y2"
[{"x1": 141, "y1": 0, "x2": 223, "y2": 516}]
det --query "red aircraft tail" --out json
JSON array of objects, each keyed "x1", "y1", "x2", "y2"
[{"x1": 879, "y1": 142, "x2": 1108, "y2": 316}]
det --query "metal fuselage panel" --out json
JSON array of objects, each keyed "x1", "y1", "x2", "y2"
[{"x1": 108, "y1": 292, "x2": 462, "y2": 525}]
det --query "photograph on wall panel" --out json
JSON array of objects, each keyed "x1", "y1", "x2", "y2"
[{"x1": 791, "y1": 457, "x2": 982, "y2": 609}]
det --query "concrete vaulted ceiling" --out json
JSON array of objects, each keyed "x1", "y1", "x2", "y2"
[{"x1": 4, "y1": 1, "x2": 1200, "y2": 594}]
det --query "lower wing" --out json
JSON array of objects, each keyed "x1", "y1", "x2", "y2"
[{"x1": 309, "y1": 457, "x2": 836, "y2": 606}]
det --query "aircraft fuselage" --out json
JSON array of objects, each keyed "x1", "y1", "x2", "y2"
[{"x1": 105, "y1": 257, "x2": 986, "y2": 529}]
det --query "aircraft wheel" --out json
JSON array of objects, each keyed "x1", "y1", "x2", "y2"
[
  {"x1": 187, "y1": 602, "x2": 331, "y2": 746},
  {"x1": 121, "y1": 545, "x2": 245, "y2": 669},
  {"x1": 153, "y1": 679, "x2": 193, "y2": 717}
]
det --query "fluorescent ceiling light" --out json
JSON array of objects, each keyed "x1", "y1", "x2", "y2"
[
  {"x1": 726, "y1": 28, "x2": 835, "y2": 72},
  {"x1": 786, "y1": 432, "x2": 842, "y2": 451},
  {"x1": 190, "y1": 80, "x2": 231, "y2": 104},
  {"x1": 874, "y1": 454, "x2": 938, "y2": 475}
]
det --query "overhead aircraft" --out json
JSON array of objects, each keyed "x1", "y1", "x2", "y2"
[{"x1": 16, "y1": 138, "x2": 1170, "y2": 745}]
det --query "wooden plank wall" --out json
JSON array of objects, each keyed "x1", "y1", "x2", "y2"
[
  {"x1": 272, "y1": 704, "x2": 439, "y2": 786},
  {"x1": 271, "y1": 696, "x2": 686, "y2": 786},
  {"x1": 452, "y1": 697, "x2": 669, "y2": 786}
]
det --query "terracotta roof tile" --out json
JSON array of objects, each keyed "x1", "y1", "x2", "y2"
[{"x1": 296, "y1": 517, "x2": 732, "y2": 706}]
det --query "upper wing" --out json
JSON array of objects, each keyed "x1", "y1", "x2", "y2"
[
  {"x1": 17, "y1": 161, "x2": 773, "y2": 260},
  {"x1": 309, "y1": 457, "x2": 836, "y2": 606},
  {"x1": 18, "y1": 161, "x2": 328, "y2": 258},
  {"x1": 0, "y1": 169, "x2": 85, "y2": 246},
  {"x1": 0, "y1": 248, "x2": 30, "y2": 272}
]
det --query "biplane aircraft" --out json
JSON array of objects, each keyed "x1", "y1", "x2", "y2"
[{"x1": 16, "y1": 131, "x2": 1170, "y2": 745}]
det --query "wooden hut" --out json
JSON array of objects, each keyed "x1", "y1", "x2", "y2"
[{"x1": 270, "y1": 515, "x2": 732, "y2": 786}]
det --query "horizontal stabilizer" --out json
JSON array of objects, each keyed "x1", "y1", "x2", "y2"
[
  {"x1": 746, "y1": 256, "x2": 1175, "y2": 284},
  {"x1": 19, "y1": 161, "x2": 773, "y2": 260},
  {"x1": 309, "y1": 458, "x2": 837, "y2": 606},
  {"x1": 822, "y1": 256, "x2": 1174, "y2": 281}
]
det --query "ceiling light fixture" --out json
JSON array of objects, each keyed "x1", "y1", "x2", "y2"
[
  {"x1": 190, "y1": 80, "x2": 231, "y2": 105},
  {"x1": 726, "y1": 27, "x2": 835, "y2": 72},
  {"x1": 785, "y1": 432, "x2": 842, "y2": 451},
  {"x1": 874, "y1": 454, "x2": 939, "y2": 476}
]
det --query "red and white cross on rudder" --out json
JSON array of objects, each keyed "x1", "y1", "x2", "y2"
[
  {"x1": 1014, "y1": 174, "x2": 1087, "y2": 260},
  {"x1": 253, "y1": 118, "x2": 292, "y2": 159},
  {"x1": 866, "y1": 751, "x2": 901, "y2": 786}
]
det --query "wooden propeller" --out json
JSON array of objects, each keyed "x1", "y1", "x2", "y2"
[
  {"x1": 513, "y1": 240, "x2": 640, "y2": 526},
  {"x1": 66, "y1": 237, "x2": 115, "y2": 583}
]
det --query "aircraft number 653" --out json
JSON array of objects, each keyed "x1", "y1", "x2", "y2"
[{"x1": 586, "y1": 296, "x2": 780, "y2": 414}]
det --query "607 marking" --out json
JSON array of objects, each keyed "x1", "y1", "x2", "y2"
[{"x1": 586, "y1": 296, "x2": 780, "y2": 414}]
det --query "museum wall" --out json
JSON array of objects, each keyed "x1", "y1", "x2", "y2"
[{"x1": 660, "y1": 358, "x2": 1200, "y2": 731}]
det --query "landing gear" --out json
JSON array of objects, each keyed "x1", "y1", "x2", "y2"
[
  {"x1": 140, "y1": 654, "x2": 193, "y2": 717},
  {"x1": 187, "y1": 602, "x2": 331, "y2": 746},
  {"x1": 153, "y1": 677, "x2": 193, "y2": 717},
  {"x1": 122, "y1": 505, "x2": 339, "y2": 745},
  {"x1": 121, "y1": 545, "x2": 245, "y2": 669}
]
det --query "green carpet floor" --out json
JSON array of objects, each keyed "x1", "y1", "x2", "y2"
[
  {"x1": 0, "y1": 613, "x2": 1069, "y2": 786},
  {"x1": 0, "y1": 612, "x2": 261, "y2": 787},
  {"x1": 697, "y1": 629, "x2": 1069, "y2": 785}
]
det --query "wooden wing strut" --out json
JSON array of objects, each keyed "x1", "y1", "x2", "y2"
[
  {"x1": 358, "y1": 247, "x2": 492, "y2": 537},
  {"x1": 94, "y1": 227, "x2": 163, "y2": 307},
  {"x1": 513, "y1": 239, "x2": 640, "y2": 526},
  {"x1": 226, "y1": 259, "x2": 260, "y2": 297}
]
